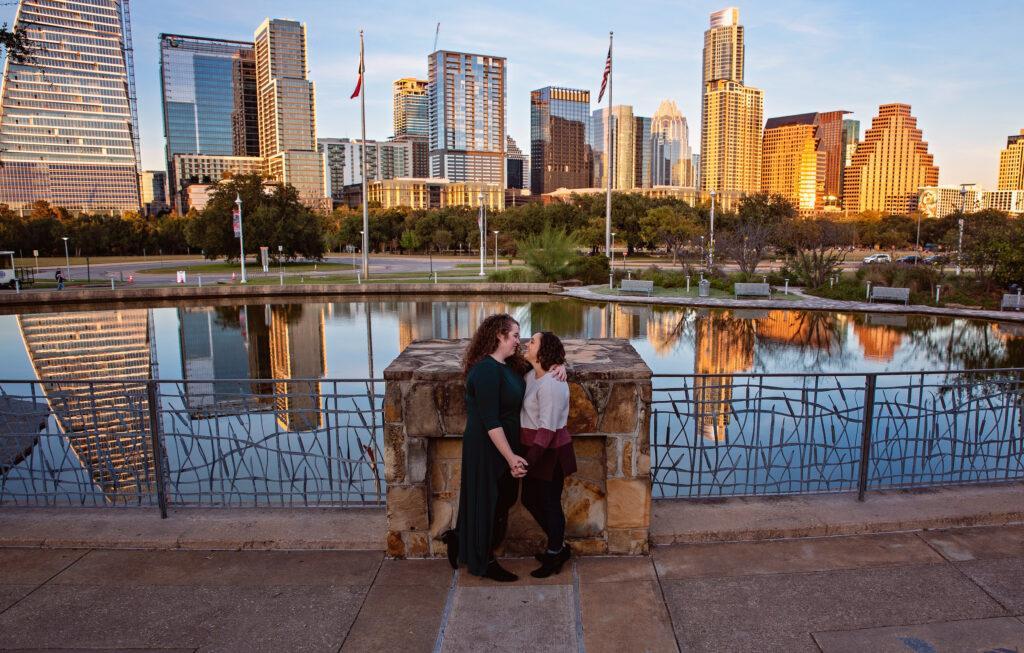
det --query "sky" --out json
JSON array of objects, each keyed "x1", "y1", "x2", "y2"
[{"x1": 4, "y1": 0, "x2": 1021, "y2": 188}]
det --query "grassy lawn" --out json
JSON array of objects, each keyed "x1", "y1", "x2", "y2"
[
  {"x1": 14, "y1": 254, "x2": 202, "y2": 268},
  {"x1": 243, "y1": 273, "x2": 491, "y2": 286},
  {"x1": 136, "y1": 261, "x2": 354, "y2": 274},
  {"x1": 591, "y1": 285, "x2": 804, "y2": 301}
]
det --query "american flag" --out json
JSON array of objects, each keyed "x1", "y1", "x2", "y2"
[
  {"x1": 597, "y1": 41, "x2": 612, "y2": 103},
  {"x1": 350, "y1": 34, "x2": 364, "y2": 99}
]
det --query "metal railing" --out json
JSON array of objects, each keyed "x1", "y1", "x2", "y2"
[
  {"x1": 650, "y1": 369, "x2": 1024, "y2": 500},
  {"x1": 0, "y1": 378, "x2": 384, "y2": 514}
]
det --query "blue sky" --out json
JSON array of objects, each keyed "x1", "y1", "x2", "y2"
[{"x1": 4, "y1": 0, "x2": 1021, "y2": 188}]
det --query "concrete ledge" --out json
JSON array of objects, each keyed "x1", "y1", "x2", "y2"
[
  {"x1": 0, "y1": 507, "x2": 386, "y2": 551},
  {"x1": 651, "y1": 482, "x2": 1024, "y2": 545},
  {"x1": 0, "y1": 282, "x2": 559, "y2": 309}
]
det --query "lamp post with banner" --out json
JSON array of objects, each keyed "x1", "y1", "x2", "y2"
[{"x1": 233, "y1": 194, "x2": 246, "y2": 284}]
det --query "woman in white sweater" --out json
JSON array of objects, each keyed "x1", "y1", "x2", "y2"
[{"x1": 520, "y1": 331, "x2": 576, "y2": 578}]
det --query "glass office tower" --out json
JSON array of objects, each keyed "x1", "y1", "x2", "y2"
[
  {"x1": 530, "y1": 86, "x2": 590, "y2": 194},
  {"x1": 0, "y1": 0, "x2": 141, "y2": 212}
]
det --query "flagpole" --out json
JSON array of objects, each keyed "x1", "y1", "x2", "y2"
[
  {"x1": 605, "y1": 31, "x2": 613, "y2": 261},
  {"x1": 359, "y1": 30, "x2": 369, "y2": 280}
]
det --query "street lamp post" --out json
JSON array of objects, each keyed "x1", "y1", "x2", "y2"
[
  {"x1": 956, "y1": 183, "x2": 972, "y2": 276},
  {"x1": 235, "y1": 194, "x2": 247, "y2": 284},
  {"x1": 61, "y1": 237, "x2": 70, "y2": 280},
  {"x1": 478, "y1": 193, "x2": 486, "y2": 277},
  {"x1": 609, "y1": 232, "x2": 617, "y2": 290},
  {"x1": 493, "y1": 230, "x2": 499, "y2": 268},
  {"x1": 708, "y1": 190, "x2": 717, "y2": 271}
]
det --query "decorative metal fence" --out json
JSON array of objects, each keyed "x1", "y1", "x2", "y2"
[
  {"x1": 0, "y1": 378, "x2": 384, "y2": 513},
  {"x1": 650, "y1": 369, "x2": 1024, "y2": 499}
]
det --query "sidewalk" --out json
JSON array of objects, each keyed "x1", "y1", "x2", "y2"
[{"x1": 1, "y1": 524, "x2": 1022, "y2": 651}]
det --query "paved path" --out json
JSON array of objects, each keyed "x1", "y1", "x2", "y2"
[{"x1": 2, "y1": 524, "x2": 1023, "y2": 651}]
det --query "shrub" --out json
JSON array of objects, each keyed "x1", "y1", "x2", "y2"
[
  {"x1": 487, "y1": 267, "x2": 540, "y2": 283},
  {"x1": 518, "y1": 225, "x2": 580, "y2": 281},
  {"x1": 564, "y1": 255, "x2": 609, "y2": 284}
]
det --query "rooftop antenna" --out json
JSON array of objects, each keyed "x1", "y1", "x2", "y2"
[{"x1": 433, "y1": 22, "x2": 440, "y2": 51}]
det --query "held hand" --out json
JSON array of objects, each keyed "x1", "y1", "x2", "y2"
[
  {"x1": 507, "y1": 454, "x2": 528, "y2": 477},
  {"x1": 550, "y1": 364, "x2": 567, "y2": 382}
]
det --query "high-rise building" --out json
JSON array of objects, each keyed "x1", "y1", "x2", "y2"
[
  {"x1": 428, "y1": 50, "x2": 506, "y2": 197},
  {"x1": 692, "y1": 154, "x2": 701, "y2": 187},
  {"x1": 840, "y1": 118, "x2": 860, "y2": 204},
  {"x1": 318, "y1": 138, "x2": 413, "y2": 202},
  {"x1": 393, "y1": 78, "x2": 428, "y2": 138},
  {"x1": 506, "y1": 136, "x2": 529, "y2": 190},
  {"x1": 997, "y1": 129, "x2": 1024, "y2": 190},
  {"x1": 592, "y1": 105, "x2": 635, "y2": 190},
  {"x1": 699, "y1": 8, "x2": 763, "y2": 194},
  {"x1": 159, "y1": 34, "x2": 259, "y2": 212},
  {"x1": 761, "y1": 111, "x2": 848, "y2": 211},
  {"x1": 843, "y1": 103, "x2": 939, "y2": 214},
  {"x1": 530, "y1": 86, "x2": 591, "y2": 194},
  {"x1": 0, "y1": 0, "x2": 141, "y2": 212},
  {"x1": 254, "y1": 18, "x2": 326, "y2": 209},
  {"x1": 634, "y1": 116, "x2": 652, "y2": 188},
  {"x1": 650, "y1": 100, "x2": 694, "y2": 187},
  {"x1": 139, "y1": 171, "x2": 168, "y2": 216},
  {"x1": 170, "y1": 154, "x2": 264, "y2": 211}
]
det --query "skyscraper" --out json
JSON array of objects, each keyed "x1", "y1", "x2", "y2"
[
  {"x1": 0, "y1": 0, "x2": 141, "y2": 212},
  {"x1": 634, "y1": 116, "x2": 652, "y2": 188},
  {"x1": 530, "y1": 86, "x2": 591, "y2": 194},
  {"x1": 997, "y1": 129, "x2": 1024, "y2": 190},
  {"x1": 840, "y1": 118, "x2": 860, "y2": 204},
  {"x1": 699, "y1": 7, "x2": 764, "y2": 194},
  {"x1": 139, "y1": 171, "x2": 168, "y2": 216},
  {"x1": 761, "y1": 111, "x2": 848, "y2": 211},
  {"x1": 592, "y1": 105, "x2": 635, "y2": 191},
  {"x1": 843, "y1": 103, "x2": 939, "y2": 214},
  {"x1": 650, "y1": 100, "x2": 694, "y2": 187},
  {"x1": 393, "y1": 78, "x2": 428, "y2": 137},
  {"x1": 254, "y1": 18, "x2": 326, "y2": 208},
  {"x1": 319, "y1": 138, "x2": 413, "y2": 202},
  {"x1": 428, "y1": 50, "x2": 506, "y2": 196},
  {"x1": 505, "y1": 136, "x2": 529, "y2": 190},
  {"x1": 159, "y1": 34, "x2": 259, "y2": 211}
]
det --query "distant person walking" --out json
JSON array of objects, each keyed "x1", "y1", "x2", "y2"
[{"x1": 55, "y1": 269, "x2": 65, "y2": 290}]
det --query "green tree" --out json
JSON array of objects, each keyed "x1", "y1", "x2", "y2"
[
  {"x1": 399, "y1": 229, "x2": 422, "y2": 252},
  {"x1": 519, "y1": 225, "x2": 580, "y2": 281},
  {"x1": 718, "y1": 193, "x2": 795, "y2": 274},
  {"x1": 640, "y1": 205, "x2": 701, "y2": 265},
  {"x1": 780, "y1": 219, "x2": 854, "y2": 288},
  {"x1": 432, "y1": 229, "x2": 452, "y2": 252}
]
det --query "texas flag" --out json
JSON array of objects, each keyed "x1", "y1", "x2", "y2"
[{"x1": 350, "y1": 34, "x2": 364, "y2": 99}]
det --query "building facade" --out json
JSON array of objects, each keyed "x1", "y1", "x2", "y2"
[
  {"x1": 505, "y1": 136, "x2": 529, "y2": 190},
  {"x1": 699, "y1": 8, "x2": 763, "y2": 194},
  {"x1": 428, "y1": 50, "x2": 506, "y2": 187},
  {"x1": 634, "y1": 116, "x2": 652, "y2": 189},
  {"x1": 915, "y1": 186, "x2": 982, "y2": 218},
  {"x1": 139, "y1": 171, "x2": 168, "y2": 216},
  {"x1": 0, "y1": 0, "x2": 141, "y2": 212},
  {"x1": 840, "y1": 118, "x2": 860, "y2": 204},
  {"x1": 319, "y1": 138, "x2": 413, "y2": 203},
  {"x1": 170, "y1": 154, "x2": 263, "y2": 211},
  {"x1": 591, "y1": 105, "x2": 636, "y2": 191},
  {"x1": 843, "y1": 103, "x2": 939, "y2": 214},
  {"x1": 650, "y1": 100, "x2": 694, "y2": 188},
  {"x1": 997, "y1": 129, "x2": 1024, "y2": 190},
  {"x1": 530, "y1": 86, "x2": 591, "y2": 194},
  {"x1": 393, "y1": 78, "x2": 428, "y2": 138},
  {"x1": 254, "y1": 18, "x2": 325, "y2": 209},
  {"x1": 761, "y1": 113, "x2": 825, "y2": 211},
  {"x1": 159, "y1": 33, "x2": 259, "y2": 212},
  {"x1": 366, "y1": 178, "x2": 504, "y2": 211}
]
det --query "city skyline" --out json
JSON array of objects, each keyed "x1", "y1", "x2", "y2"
[{"x1": 1, "y1": 1, "x2": 1021, "y2": 191}]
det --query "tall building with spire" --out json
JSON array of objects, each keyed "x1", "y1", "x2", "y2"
[
  {"x1": 254, "y1": 18, "x2": 326, "y2": 209},
  {"x1": 0, "y1": 0, "x2": 141, "y2": 212},
  {"x1": 699, "y1": 7, "x2": 763, "y2": 194},
  {"x1": 997, "y1": 129, "x2": 1024, "y2": 190},
  {"x1": 530, "y1": 86, "x2": 591, "y2": 193},
  {"x1": 842, "y1": 103, "x2": 939, "y2": 214},
  {"x1": 650, "y1": 100, "x2": 694, "y2": 187}
]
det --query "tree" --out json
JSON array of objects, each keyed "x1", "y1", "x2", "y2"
[
  {"x1": 399, "y1": 229, "x2": 421, "y2": 252},
  {"x1": 518, "y1": 225, "x2": 580, "y2": 281},
  {"x1": 780, "y1": 219, "x2": 855, "y2": 288},
  {"x1": 946, "y1": 209, "x2": 1022, "y2": 287},
  {"x1": 718, "y1": 193, "x2": 795, "y2": 274},
  {"x1": 432, "y1": 229, "x2": 452, "y2": 252},
  {"x1": 640, "y1": 205, "x2": 701, "y2": 265},
  {"x1": 0, "y1": 24, "x2": 31, "y2": 64}
]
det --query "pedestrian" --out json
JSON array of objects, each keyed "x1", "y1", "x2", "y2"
[{"x1": 55, "y1": 269, "x2": 65, "y2": 290}]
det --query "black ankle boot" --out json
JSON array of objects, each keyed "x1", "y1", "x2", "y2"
[
  {"x1": 483, "y1": 559, "x2": 518, "y2": 582},
  {"x1": 531, "y1": 546, "x2": 570, "y2": 578},
  {"x1": 440, "y1": 530, "x2": 458, "y2": 570}
]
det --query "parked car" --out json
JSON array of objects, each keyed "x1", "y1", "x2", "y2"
[
  {"x1": 923, "y1": 254, "x2": 949, "y2": 266},
  {"x1": 862, "y1": 253, "x2": 892, "y2": 264},
  {"x1": 896, "y1": 255, "x2": 923, "y2": 264}
]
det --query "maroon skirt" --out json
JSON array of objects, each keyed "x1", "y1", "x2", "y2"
[{"x1": 520, "y1": 427, "x2": 577, "y2": 482}]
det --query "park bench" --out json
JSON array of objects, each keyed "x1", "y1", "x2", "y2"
[
  {"x1": 734, "y1": 282, "x2": 771, "y2": 298},
  {"x1": 1001, "y1": 293, "x2": 1023, "y2": 311},
  {"x1": 619, "y1": 279, "x2": 654, "y2": 296},
  {"x1": 869, "y1": 286, "x2": 910, "y2": 305}
]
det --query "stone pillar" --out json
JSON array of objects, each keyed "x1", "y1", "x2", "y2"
[{"x1": 382, "y1": 338, "x2": 652, "y2": 558}]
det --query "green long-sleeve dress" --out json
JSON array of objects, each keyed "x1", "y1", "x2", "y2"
[{"x1": 457, "y1": 355, "x2": 526, "y2": 576}]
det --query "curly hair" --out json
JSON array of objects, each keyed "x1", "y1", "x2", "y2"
[
  {"x1": 535, "y1": 331, "x2": 566, "y2": 371},
  {"x1": 463, "y1": 313, "x2": 522, "y2": 376}
]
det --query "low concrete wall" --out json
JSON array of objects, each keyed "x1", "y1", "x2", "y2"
[
  {"x1": 382, "y1": 338, "x2": 653, "y2": 559},
  {"x1": 0, "y1": 283, "x2": 560, "y2": 309}
]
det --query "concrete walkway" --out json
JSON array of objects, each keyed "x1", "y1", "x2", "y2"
[{"x1": 2, "y1": 524, "x2": 1023, "y2": 651}]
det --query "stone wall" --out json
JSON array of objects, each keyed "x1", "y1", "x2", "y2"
[{"x1": 382, "y1": 338, "x2": 652, "y2": 558}]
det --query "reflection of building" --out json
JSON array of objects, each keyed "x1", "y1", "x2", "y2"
[
  {"x1": 396, "y1": 301, "x2": 510, "y2": 349},
  {"x1": 18, "y1": 310, "x2": 153, "y2": 501},
  {"x1": 843, "y1": 103, "x2": 939, "y2": 214},
  {"x1": 530, "y1": 86, "x2": 591, "y2": 194},
  {"x1": 756, "y1": 310, "x2": 840, "y2": 352},
  {"x1": 693, "y1": 311, "x2": 755, "y2": 441},
  {"x1": 0, "y1": 0, "x2": 141, "y2": 212},
  {"x1": 269, "y1": 305, "x2": 326, "y2": 431},
  {"x1": 853, "y1": 321, "x2": 905, "y2": 362}
]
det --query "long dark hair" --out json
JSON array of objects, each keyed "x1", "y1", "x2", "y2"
[
  {"x1": 535, "y1": 331, "x2": 566, "y2": 371},
  {"x1": 463, "y1": 313, "x2": 527, "y2": 376}
]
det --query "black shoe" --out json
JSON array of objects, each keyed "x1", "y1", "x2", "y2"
[
  {"x1": 531, "y1": 547, "x2": 571, "y2": 578},
  {"x1": 440, "y1": 529, "x2": 458, "y2": 570},
  {"x1": 483, "y1": 560, "x2": 518, "y2": 582}
]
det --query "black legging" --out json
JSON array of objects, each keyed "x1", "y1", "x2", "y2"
[
  {"x1": 490, "y1": 470, "x2": 519, "y2": 555},
  {"x1": 521, "y1": 467, "x2": 566, "y2": 551}
]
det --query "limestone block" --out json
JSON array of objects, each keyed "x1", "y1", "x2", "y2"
[
  {"x1": 574, "y1": 456, "x2": 606, "y2": 485},
  {"x1": 622, "y1": 440, "x2": 634, "y2": 478},
  {"x1": 606, "y1": 478, "x2": 650, "y2": 529},
  {"x1": 439, "y1": 382, "x2": 467, "y2": 434},
  {"x1": 383, "y1": 383, "x2": 403, "y2": 424},
  {"x1": 403, "y1": 382, "x2": 442, "y2": 437},
  {"x1": 585, "y1": 381, "x2": 611, "y2": 415},
  {"x1": 383, "y1": 424, "x2": 405, "y2": 484},
  {"x1": 564, "y1": 476, "x2": 606, "y2": 538},
  {"x1": 407, "y1": 437, "x2": 428, "y2": 484},
  {"x1": 567, "y1": 383, "x2": 598, "y2": 433},
  {"x1": 605, "y1": 437, "x2": 621, "y2": 477},
  {"x1": 428, "y1": 499, "x2": 454, "y2": 540},
  {"x1": 433, "y1": 438, "x2": 462, "y2": 460},
  {"x1": 386, "y1": 486, "x2": 429, "y2": 531},
  {"x1": 600, "y1": 383, "x2": 639, "y2": 433},
  {"x1": 636, "y1": 451, "x2": 651, "y2": 477},
  {"x1": 569, "y1": 537, "x2": 609, "y2": 556},
  {"x1": 572, "y1": 436, "x2": 604, "y2": 459},
  {"x1": 404, "y1": 531, "x2": 430, "y2": 557},
  {"x1": 607, "y1": 528, "x2": 650, "y2": 555},
  {"x1": 386, "y1": 530, "x2": 405, "y2": 558}
]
